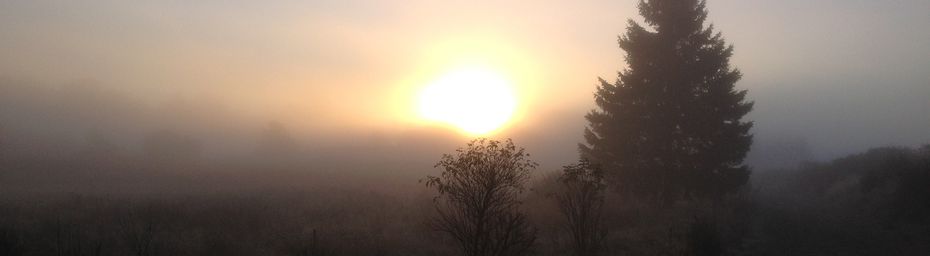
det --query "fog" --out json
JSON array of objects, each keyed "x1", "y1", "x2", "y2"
[{"x1": 2, "y1": 0, "x2": 930, "y2": 255}]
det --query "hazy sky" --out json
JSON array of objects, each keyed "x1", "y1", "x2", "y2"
[{"x1": 1, "y1": 0, "x2": 929, "y2": 169}]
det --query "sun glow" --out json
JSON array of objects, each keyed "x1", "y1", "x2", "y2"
[{"x1": 417, "y1": 66, "x2": 517, "y2": 135}]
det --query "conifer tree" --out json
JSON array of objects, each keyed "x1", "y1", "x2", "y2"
[{"x1": 580, "y1": 0, "x2": 753, "y2": 202}]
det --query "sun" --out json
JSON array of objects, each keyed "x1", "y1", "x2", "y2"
[{"x1": 417, "y1": 66, "x2": 517, "y2": 135}]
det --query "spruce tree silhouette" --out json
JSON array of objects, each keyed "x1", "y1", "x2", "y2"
[{"x1": 580, "y1": 0, "x2": 753, "y2": 202}]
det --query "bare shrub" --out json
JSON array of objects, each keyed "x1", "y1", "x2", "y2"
[
  {"x1": 555, "y1": 160, "x2": 607, "y2": 256},
  {"x1": 423, "y1": 138, "x2": 537, "y2": 256}
]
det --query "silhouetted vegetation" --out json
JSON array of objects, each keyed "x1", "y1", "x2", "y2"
[
  {"x1": 581, "y1": 0, "x2": 753, "y2": 202},
  {"x1": 1, "y1": 0, "x2": 928, "y2": 255},
  {"x1": 554, "y1": 160, "x2": 607, "y2": 256},
  {"x1": 0, "y1": 105, "x2": 927, "y2": 256},
  {"x1": 747, "y1": 145, "x2": 930, "y2": 255},
  {"x1": 257, "y1": 121, "x2": 298, "y2": 158},
  {"x1": 423, "y1": 138, "x2": 537, "y2": 256}
]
